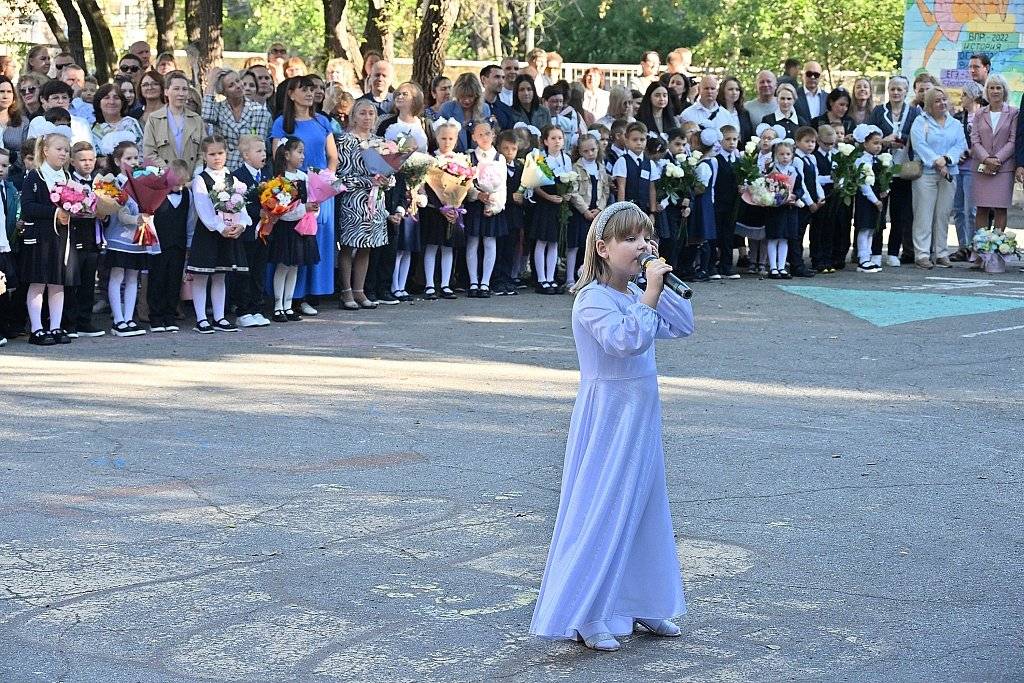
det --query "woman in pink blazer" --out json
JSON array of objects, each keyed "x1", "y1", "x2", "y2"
[{"x1": 970, "y1": 75, "x2": 1018, "y2": 231}]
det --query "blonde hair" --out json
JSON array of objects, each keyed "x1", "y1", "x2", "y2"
[
  {"x1": 923, "y1": 86, "x2": 946, "y2": 113},
  {"x1": 451, "y1": 73, "x2": 483, "y2": 120},
  {"x1": 606, "y1": 85, "x2": 632, "y2": 119},
  {"x1": 394, "y1": 81, "x2": 425, "y2": 117},
  {"x1": 238, "y1": 134, "x2": 264, "y2": 155},
  {"x1": 35, "y1": 133, "x2": 70, "y2": 167},
  {"x1": 774, "y1": 83, "x2": 797, "y2": 100},
  {"x1": 573, "y1": 203, "x2": 654, "y2": 292}
]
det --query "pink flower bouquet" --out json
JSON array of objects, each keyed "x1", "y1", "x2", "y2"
[
  {"x1": 360, "y1": 138, "x2": 414, "y2": 176},
  {"x1": 49, "y1": 179, "x2": 96, "y2": 218}
]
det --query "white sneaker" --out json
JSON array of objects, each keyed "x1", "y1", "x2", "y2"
[
  {"x1": 299, "y1": 302, "x2": 318, "y2": 316},
  {"x1": 857, "y1": 262, "x2": 881, "y2": 273},
  {"x1": 0, "y1": 336, "x2": 6, "y2": 347},
  {"x1": 884, "y1": 255, "x2": 901, "y2": 267},
  {"x1": 253, "y1": 313, "x2": 271, "y2": 326},
  {"x1": 870, "y1": 255, "x2": 882, "y2": 267},
  {"x1": 237, "y1": 314, "x2": 262, "y2": 328}
]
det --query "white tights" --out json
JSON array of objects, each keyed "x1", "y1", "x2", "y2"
[
  {"x1": 423, "y1": 244, "x2": 453, "y2": 288},
  {"x1": 856, "y1": 229, "x2": 873, "y2": 264},
  {"x1": 272, "y1": 264, "x2": 299, "y2": 311},
  {"x1": 466, "y1": 236, "x2": 497, "y2": 286},
  {"x1": 107, "y1": 267, "x2": 139, "y2": 324},
  {"x1": 27, "y1": 283, "x2": 64, "y2": 332},
  {"x1": 533, "y1": 241, "x2": 558, "y2": 283},
  {"x1": 191, "y1": 273, "x2": 227, "y2": 322},
  {"x1": 392, "y1": 250, "x2": 412, "y2": 293},
  {"x1": 767, "y1": 239, "x2": 789, "y2": 271},
  {"x1": 565, "y1": 247, "x2": 580, "y2": 285}
]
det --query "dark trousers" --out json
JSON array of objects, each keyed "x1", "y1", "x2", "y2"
[
  {"x1": 146, "y1": 246, "x2": 185, "y2": 325},
  {"x1": 495, "y1": 226, "x2": 520, "y2": 286},
  {"x1": 787, "y1": 211, "x2": 810, "y2": 273},
  {"x1": 231, "y1": 239, "x2": 268, "y2": 316},
  {"x1": 712, "y1": 207, "x2": 736, "y2": 275},
  {"x1": 830, "y1": 201, "x2": 853, "y2": 268},
  {"x1": 68, "y1": 248, "x2": 100, "y2": 330},
  {"x1": 659, "y1": 236, "x2": 678, "y2": 271},
  {"x1": 872, "y1": 178, "x2": 913, "y2": 257},
  {"x1": 809, "y1": 195, "x2": 835, "y2": 269},
  {"x1": 366, "y1": 225, "x2": 397, "y2": 298}
]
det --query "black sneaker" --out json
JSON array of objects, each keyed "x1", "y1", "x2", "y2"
[
  {"x1": 376, "y1": 291, "x2": 400, "y2": 306},
  {"x1": 194, "y1": 319, "x2": 215, "y2": 334},
  {"x1": 125, "y1": 320, "x2": 147, "y2": 336},
  {"x1": 29, "y1": 330, "x2": 55, "y2": 346},
  {"x1": 213, "y1": 318, "x2": 239, "y2": 332},
  {"x1": 50, "y1": 328, "x2": 73, "y2": 344},
  {"x1": 78, "y1": 324, "x2": 106, "y2": 337}
]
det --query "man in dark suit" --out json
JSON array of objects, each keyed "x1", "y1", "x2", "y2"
[{"x1": 795, "y1": 61, "x2": 829, "y2": 122}]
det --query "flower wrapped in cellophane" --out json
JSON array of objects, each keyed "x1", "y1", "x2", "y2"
[
  {"x1": 426, "y1": 153, "x2": 477, "y2": 236},
  {"x1": 122, "y1": 161, "x2": 187, "y2": 247},
  {"x1": 255, "y1": 176, "x2": 300, "y2": 241},
  {"x1": 741, "y1": 171, "x2": 794, "y2": 207},
  {"x1": 49, "y1": 178, "x2": 96, "y2": 218},
  {"x1": 91, "y1": 173, "x2": 129, "y2": 219}
]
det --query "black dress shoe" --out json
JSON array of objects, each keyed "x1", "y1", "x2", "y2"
[
  {"x1": 792, "y1": 270, "x2": 815, "y2": 278},
  {"x1": 272, "y1": 310, "x2": 289, "y2": 323},
  {"x1": 423, "y1": 287, "x2": 438, "y2": 300},
  {"x1": 285, "y1": 309, "x2": 303, "y2": 321},
  {"x1": 50, "y1": 328, "x2": 73, "y2": 344},
  {"x1": 29, "y1": 330, "x2": 55, "y2": 346},
  {"x1": 440, "y1": 287, "x2": 457, "y2": 299}
]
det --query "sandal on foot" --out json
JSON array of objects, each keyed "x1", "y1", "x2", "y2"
[
  {"x1": 353, "y1": 290, "x2": 378, "y2": 309},
  {"x1": 338, "y1": 289, "x2": 359, "y2": 311},
  {"x1": 440, "y1": 286, "x2": 457, "y2": 299},
  {"x1": 575, "y1": 630, "x2": 621, "y2": 652},
  {"x1": 423, "y1": 287, "x2": 438, "y2": 300}
]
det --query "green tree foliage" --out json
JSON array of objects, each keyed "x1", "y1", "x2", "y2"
[
  {"x1": 695, "y1": 0, "x2": 904, "y2": 83},
  {"x1": 223, "y1": 0, "x2": 329, "y2": 61},
  {"x1": 539, "y1": 0, "x2": 714, "y2": 64}
]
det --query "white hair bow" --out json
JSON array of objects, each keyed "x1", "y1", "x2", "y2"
[
  {"x1": 34, "y1": 121, "x2": 73, "y2": 139},
  {"x1": 431, "y1": 117, "x2": 462, "y2": 134},
  {"x1": 99, "y1": 130, "x2": 137, "y2": 156},
  {"x1": 513, "y1": 122, "x2": 541, "y2": 136},
  {"x1": 852, "y1": 123, "x2": 883, "y2": 143},
  {"x1": 771, "y1": 137, "x2": 795, "y2": 147},
  {"x1": 587, "y1": 129, "x2": 602, "y2": 141},
  {"x1": 699, "y1": 128, "x2": 723, "y2": 147}
]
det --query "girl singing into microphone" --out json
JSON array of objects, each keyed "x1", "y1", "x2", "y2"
[{"x1": 530, "y1": 201, "x2": 695, "y2": 652}]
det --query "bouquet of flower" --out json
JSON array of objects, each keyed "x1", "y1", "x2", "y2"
[
  {"x1": 360, "y1": 137, "x2": 415, "y2": 177},
  {"x1": 741, "y1": 171, "x2": 795, "y2": 207},
  {"x1": 735, "y1": 137, "x2": 764, "y2": 187},
  {"x1": 554, "y1": 169, "x2": 579, "y2": 233},
  {"x1": 122, "y1": 162, "x2": 187, "y2": 247},
  {"x1": 400, "y1": 152, "x2": 437, "y2": 190},
  {"x1": 92, "y1": 174, "x2": 129, "y2": 219},
  {"x1": 49, "y1": 178, "x2": 96, "y2": 219},
  {"x1": 425, "y1": 153, "x2": 477, "y2": 236},
  {"x1": 658, "y1": 152, "x2": 705, "y2": 206},
  {"x1": 518, "y1": 150, "x2": 555, "y2": 190},
  {"x1": 831, "y1": 142, "x2": 863, "y2": 206},
  {"x1": 255, "y1": 176, "x2": 300, "y2": 241},
  {"x1": 971, "y1": 228, "x2": 1020, "y2": 273},
  {"x1": 474, "y1": 160, "x2": 506, "y2": 216},
  {"x1": 876, "y1": 152, "x2": 901, "y2": 195}
]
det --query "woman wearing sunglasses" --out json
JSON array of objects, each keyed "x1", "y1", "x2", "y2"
[{"x1": 16, "y1": 74, "x2": 44, "y2": 121}]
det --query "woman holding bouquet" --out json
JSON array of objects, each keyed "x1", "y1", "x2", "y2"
[
  {"x1": 334, "y1": 99, "x2": 390, "y2": 310},
  {"x1": 270, "y1": 75, "x2": 338, "y2": 315}
]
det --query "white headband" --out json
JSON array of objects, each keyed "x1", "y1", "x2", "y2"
[
  {"x1": 852, "y1": 123, "x2": 883, "y2": 143},
  {"x1": 592, "y1": 201, "x2": 647, "y2": 241},
  {"x1": 513, "y1": 122, "x2": 541, "y2": 136}
]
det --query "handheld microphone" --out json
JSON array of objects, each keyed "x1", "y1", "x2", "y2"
[{"x1": 638, "y1": 254, "x2": 693, "y2": 299}]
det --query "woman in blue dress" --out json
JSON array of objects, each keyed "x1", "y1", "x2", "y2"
[
  {"x1": 270, "y1": 76, "x2": 339, "y2": 315},
  {"x1": 530, "y1": 202, "x2": 694, "y2": 652}
]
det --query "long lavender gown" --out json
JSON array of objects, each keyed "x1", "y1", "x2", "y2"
[{"x1": 530, "y1": 281, "x2": 694, "y2": 640}]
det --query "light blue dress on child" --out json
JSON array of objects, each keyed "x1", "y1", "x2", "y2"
[{"x1": 530, "y1": 280, "x2": 694, "y2": 640}]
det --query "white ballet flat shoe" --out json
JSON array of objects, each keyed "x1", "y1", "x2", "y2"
[
  {"x1": 634, "y1": 618, "x2": 681, "y2": 637},
  {"x1": 575, "y1": 630, "x2": 621, "y2": 652}
]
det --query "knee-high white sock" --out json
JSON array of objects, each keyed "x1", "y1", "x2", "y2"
[
  {"x1": 108, "y1": 267, "x2": 125, "y2": 323},
  {"x1": 191, "y1": 274, "x2": 209, "y2": 322},
  {"x1": 767, "y1": 241, "x2": 778, "y2": 270},
  {"x1": 27, "y1": 283, "x2": 45, "y2": 331},
  {"x1": 566, "y1": 247, "x2": 579, "y2": 284},
  {"x1": 856, "y1": 229, "x2": 873, "y2": 263},
  {"x1": 47, "y1": 286, "x2": 64, "y2": 330},
  {"x1": 481, "y1": 237, "x2": 497, "y2": 286},
  {"x1": 466, "y1": 236, "x2": 480, "y2": 285},
  {"x1": 545, "y1": 242, "x2": 558, "y2": 283},
  {"x1": 534, "y1": 241, "x2": 548, "y2": 282},
  {"x1": 273, "y1": 264, "x2": 288, "y2": 310},
  {"x1": 423, "y1": 245, "x2": 438, "y2": 288},
  {"x1": 398, "y1": 251, "x2": 411, "y2": 291},
  {"x1": 440, "y1": 247, "x2": 454, "y2": 287},
  {"x1": 122, "y1": 269, "x2": 139, "y2": 321},
  {"x1": 210, "y1": 274, "x2": 227, "y2": 321},
  {"x1": 392, "y1": 251, "x2": 407, "y2": 293},
  {"x1": 284, "y1": 266, "x2": 298, "y2": 309}
]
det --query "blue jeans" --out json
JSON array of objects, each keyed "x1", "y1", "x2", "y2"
[{"x1": 953, "y1": 168, "x2": 975, "y2": 248}]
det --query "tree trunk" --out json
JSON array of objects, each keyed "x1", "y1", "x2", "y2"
[
  {"x1": 185, "y1": 0, "x2": 201, "y2": 46},
  {"x1": 524, "y1": 0, "x2": 535, "y2": 52},
  {"x1": 35, "y1": 0, "x2": 70, "y2": 53},
  {"x1": 323, "y1": 0, "x2": 364, "y2": 75},
  {"x1": 412, "y1": 0, "x2": 460, "y2": 94},
  {"x1": 76, "y1": 0, "x2": 116, "y2": 82},
  {"x1": 52, "y1": 0, "x2": 86, "y2": 68},
  {"x1": 152, "y1": 0, "x2": 177, "y2": 55},
  {"x1": 489, "y1": 1, "x2": 502, "y2": 61},
  {"x1": 363, "y1": 0, "x2": 394, "y2": 61},
  {"x1": 182, "y1": 0, "x2": 222, "y2": 86}
]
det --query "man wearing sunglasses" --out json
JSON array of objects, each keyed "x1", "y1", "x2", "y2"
[
  {"x1": 795, "y1": 60, "x2": 829, "y2": 122},
  {"x1": 53, "y1": 52, "x2": 75, "y2": 74},
  {"x1": 118, "y1": 53, "x2": 145, "y2": 83}
]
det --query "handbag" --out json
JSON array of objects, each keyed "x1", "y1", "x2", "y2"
[{"x1": 898, "y1": 159, "x2": 923, "y2": 181}]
